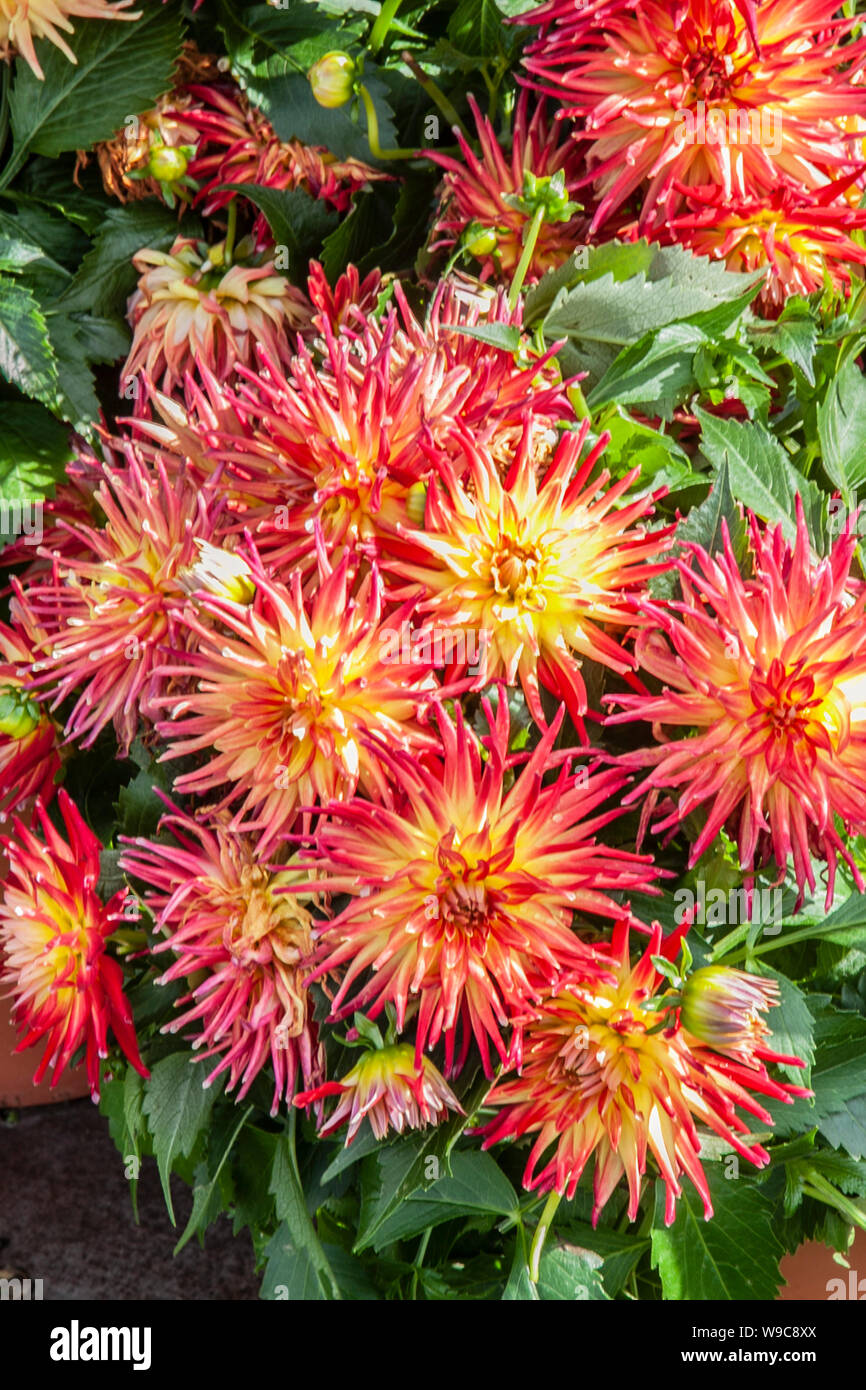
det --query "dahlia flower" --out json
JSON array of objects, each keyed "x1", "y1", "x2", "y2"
[
  {"x1": 124, "y1": 234, "x2": 309, "y2": 400},
  {"x1": 394, "y1": 419, "x2": 670, "y2": 729},
  {"x1": 668, "y1": 179, "x2": 866, "y2": 311},
  {"x1": 299, "y1": 696, "x2": 658, "y2": 1076},
  {"x1": 479, "y1": 922, "x2": 808, "y2": 1225},
  {"x1": 0, "y1": 790, "x2": 147, "y2": 1100},
  {"x1": 120, "y1": 806, "x2": 323, "y2": 1114},
  {"x1": 209, "y1": 284, "x2": 569, "y2": 573},
  {"x1": 24, "y1": 455, "x2": 220, "y2": 756},
  {"x1": 181, "y1": 82, "x2": 384, "y2": 222},
  {"x1": 295, "y1": 1043, "x2": 461, "y2": 1143},
  {"x1": 0, "y1": 0, "x2": 139, "y2": 80},
  {"x1": 680, "y1": 966, "x2": 786, "y2": 1066},
  {"x1": 158, "y1": 548, "x2": 438, "y2": 857},
  {"x1": 523, "y1": 0, "x2": 866, "y2": 235},
  {"x1": 606, "y1": 497, "x2": 866, "y2": 907},
  {"x1": 0, "y1": 614, "x2": 61, "y2": 821},
  {"x1": 430, "y1": 93, "x2": 588, "y2": 282}
]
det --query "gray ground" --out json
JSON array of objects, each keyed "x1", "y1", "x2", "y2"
[{"x1": 0, "y1": 1099, "x2": 260, "y2": 1300}]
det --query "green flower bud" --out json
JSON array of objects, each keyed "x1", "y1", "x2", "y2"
[
  {"x1": 0, "y1": 687, "x2": 41, "y2": 740},
  {"x1": 309, "y1": 51, "x2": 357, "y2": 109},
  {"x1": 681, "y1": 965, "x2": 779, "y2": 1055},
  {"x1": 465, "y1": 224, "x2": 499, "y2": 258},
  {"x1": 147, "y1": 144, "x2": 190, "y2": 184}
]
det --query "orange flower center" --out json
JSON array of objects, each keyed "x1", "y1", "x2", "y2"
[
  {"x1": 490, "y1": 536, "x2": 544, "y2": 605},
  {"x1": 749, "y1": 657, "x2": 823, "y2": 744}
]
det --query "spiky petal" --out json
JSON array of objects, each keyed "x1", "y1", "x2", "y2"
[
  {"x1": 0, "y1": 0, "x2": 140, "y2": 80},
  {"x1": 120, "y1": 805, "x2": 323, "y2": 1114},
  {"x1": 606, "y1": 497, "x2": 866, "y2": 908},
  {"x1": 480, "y1": 922, "x2": 808, "y2": 1225},
  {"x1": 299, "y1": 695, "x2": 659, "y2": 1077},
  {"x1": 0, "y1": 790, "x2": 147, "y2": 1100}
]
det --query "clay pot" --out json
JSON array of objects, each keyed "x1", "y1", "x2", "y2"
[{"x1": 778, "y1": 1229, "x2": 866, "y2": 1301}]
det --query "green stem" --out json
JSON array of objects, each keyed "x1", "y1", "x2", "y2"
[
  {"x1": 358, "y1": 82, "x2": 418, "y2": 160},
  {"x1": 720, "y1": 918, "x2": 848, "y2": 967},
  {"x1": 508, "y1": 204, "x2": 546, "y2": 312},
  {"x1": 400, "y1": 52, "x2": 470, "y2": 140},
  {"x1": 529, "y1": 1189, "x2": 561, "y2": 1283},
  {"x1": 224, "y1": 198, "x2": 238, "y2": 264},
  {"x1": 369, "y1": 0, "x2": 402, "y2": 54},
  {"x1": 410, "y1": 1227, "x2": 432, "y2": 1300},
  {"x1": 801, "y1": 1171, "x2": 866, "y2": 1233}
]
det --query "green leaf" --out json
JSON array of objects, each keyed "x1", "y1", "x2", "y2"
[
  {"x1": 766, "y1": 999, "x2": 866, "y2": 1157},
  {"x1": 142, "y1": 1052, "x2": 222, "y2": 1225},
  {"x1": 524, "y1": 240, "x2": 655, "y2": 326},
  {"x1": 357, "y1": 1148, "x2": 518, "y2": 1251},
  {"x1": 174, "y1": 1106, "x2": 252, "y2": 1255},
  {"x1": 554, "y1": 1220, "x2": 649, "y2": 1296},
  {"x1": 354, "y1": 1068, "x2": 492, "y2": 1252},
  {"x1": 0, "y1": 274, "x2": 56, "y2": 401},
  {"x1": 694, "y1": 407, "x2": 815, "y2": 544},
  {"x1": 44, "y1": 313, "x2": 101, "y2": 434},
  {"x1": 0, "y1": 401, "x2": 72, "y2": 503},
  {"x1": 749, "y1": 297, "x2": 818, "y2": 386},
  {"x1": 448, "y1": 0, "x2": 506, "y2": 57},
  {"x1": 58, "y1": 203, "x2": 187, "y2": 318},
  {"x1": 266, "y1": 1119, "x2": 342, "y2": 1299},
  {"x1": 534, "y1": 1243, "x2": 608, "y2": 1301},
  {"x1": 7, "y1": 2, "x2": 183, "y2": 163},
  {"x1": 651, "y1": 1165, "x2": 784, "y2": 1299},
  {"x1": 817, "y1": 354, "x2": 866, "y2": 501},
  {"x1": 223, "y1": 184, "x2": 337, "y2": 280},
  {"x1": 759, "y1": 968, "x2": 816, "y2": 1085},
  {"x1": 588, "y1": 322, "x2": 706, "y2": 417},
  {"x1": 321, "y1": 184, "x2": 398, "y2": 283},
  {"x1": 668, "y1": 457, "x2": 746, "y2": 563},
  {"x1": 450, "y1": 322, "x2": 522, "y2": 354}
]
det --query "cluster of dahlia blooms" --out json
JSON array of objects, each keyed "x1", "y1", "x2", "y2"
[{"x1": 420, "y1": 0, "x2": 866, "y2": 308}]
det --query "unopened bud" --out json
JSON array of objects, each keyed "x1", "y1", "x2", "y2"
[{"x1": 309, "y1": 51, "x2": 356, "y2": 109}]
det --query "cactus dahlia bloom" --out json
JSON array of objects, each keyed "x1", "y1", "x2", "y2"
[
  {"x1": 522, "y1": 0, "x2": 866, "y2": 236},
  {"x1": 0, "y1": 617, "x2": 61, "y2": 821},
  {"x1": 667, "y1": 180, "x2": 866, "y2": 311},
  {"x1": 23, "y1": 456, "x2": 220, "y2": 756},
  {"x1": 0, "y1": 0, "x2": 139, "y2": 80},
  {"x1": 479, "y1": 922, "x2": 808, "y2": 1225},
  {"x1": 0, "y1": 791, "x2": 147, "y2": 1100},
  {"x1": 124, "y1": 235, "x2": 309, "y2": 401},
  {"x1": 300, "y1": 697, "x2": 658, "y2": 1076},
  {"x1": 157, "y1": 549, "x2": 439, "y2": 858},
  {"x1": 430, "y1": 93, "x2": 588, "y2": 281},
  {"x1": 394, "y1": 420, "x2": 671, "y2": 729},
  {"x1": 120, "y1": 807, "x2": 323, "y2": 1114},
  {"x1": 295, "y1": 1044, "x2": 462, "y2": 1143},
  {"x1": 606, "y1": 499, "x2": 866, "y2": 908},
  {"x1": 182, "y1": 82, "x2": 384, "y2": 223}
]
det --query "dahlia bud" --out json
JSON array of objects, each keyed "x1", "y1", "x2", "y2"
[
  {"x1": 0, "y1": 687, "x2": 41, "y2": 740},
  {"x1": 681, "y1": 965, "x2": 780, "y2": 1060},
  {"x1": 147, "y1": 144, "x2": 189, "y2": 184},
  {"x1": 465, "y1": 223, "x2": 499, "y2": 258},
  {"x1": 406, "y1": 481, "x2": 428, "y2": 526},
  {"x1": 309, "y1": 51, "x2": 356, "y2": 109}
]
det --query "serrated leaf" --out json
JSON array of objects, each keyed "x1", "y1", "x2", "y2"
[
  {"x1": 354, "y1": 1068, "x2": 492, "y2": 1252},
  {"x1": 524, "y1": 240, "x2": 655, "y2": 326},
  {"x1": 651, "y1": 1165, "x2": 784, "y2": 1299},
  {"x1": 0, "y1": 401, "x2": 72, "y2": 503},
  {"x1": 174, "y1": 1106, "x2": 252, "y2": 1255},
  {"x1": 817, "y1": 354, "x2": 866, "y2": 501},
  {"x1": 142, "y1": 1052, "x2": 222, "y2": 1225},
  {"x1": 450, "y1": 322, "x2": 522, "y2": 353},
  {"x1": 694, "y1": 407, "x2": 816, "y2": 544},
  {"x1": 44, "y1": 313, "x2": 100, "y2": 434},
  {"x1": 554, "y1": 1220, "x2": 649, "y2": 1296},
  {"x1": 0, "y1": 274, "x2": 56, "y2": 401},
  {"x1": 766, "y1": 1000, "x2": 866, "y2": 1157},
  {"x1": 448, "y1": 0, "x2": 506, "y2": 57},
  {"x1": 266, "y1": 1119, "x2": 341, "y2": 1299},
  {"x1": 58, "y1": 203, "x2": 188, "y2": 317},
  {"x1": 359, "y1": 1148, "x2": 518, "y2": 1251},
  {"x1": 759, "y1": 968, "x2": 816, "y2": 1085},
  {"x1": 321, "y1": 184, "x2": 398, "y2": 283},
  {"x1": 9, "y1": 3, "x2": 183, "y2": 162},
  {"x1": 749, "y1": 297, "x2": 818, "y2": 386}
]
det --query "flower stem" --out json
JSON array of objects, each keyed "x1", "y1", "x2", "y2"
[
  {"x1": 369, "y1": 0, "x2": 402, "y2": 54},
  {"x1": 400, "y1": 52, "x2": 470, "y2": 140},
  {"x1": 508, "y1": 204, "x2": 546, "y2": 312},
  {"x1": 529, "y1": 1189, "x2": 561, "y2": 1283},
  {"x1": 224, "y1": 198, "x2": 238, "y2": 264},
  {"x1": 358, "y1": 82, "x2": 418, "y2": 160}
]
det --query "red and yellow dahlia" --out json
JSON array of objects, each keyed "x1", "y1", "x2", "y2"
[
  {"x1": 295, "y1": 1043, "x2": 462, "y2": 1144},
  {"x1": 0, "y1": 614, "x2": 61, "y2": 821},
  {"x1": 299, "y1": 696, "x2": 659, "y2": 1076},
  {"x1": 394, "y1": 420, "x2": 670, "y2": 728},
  {"x1": 0, "y1": 0, "x2": 139, "y2": 80},
  {"x1": 430, "y1": 92, "x2": 588, "y2": 282},
  {"x1": 24, "y1": 454, "x2": 220, "y2": 755},
  {"x1": 0, "y1": 790, "x2": 147, "y2": 1100},
  {"x1": 607, "y1": 498, "x2": 866, "y2": 907},
  {"x1": 158, "y1": 549, "x2": 438, "y2": 857},
  {"x1": 480, "y1": 922, "x2": 808, "y2": 1225},
  {"x1": 120, "y1": 806, "x2": 323, "y2": 1114},
  {"x1": 523, "y1": 0, "x2": 866, "y2": 235},
  {"x1": 680, "y1": 965, "x2": 788, "y2": 1067}
]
